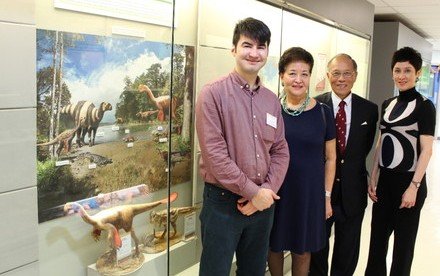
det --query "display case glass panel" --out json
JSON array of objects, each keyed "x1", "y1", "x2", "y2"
[
  {"x1": 35, "y1": 0, "x2": 199, "y2": 275},
  {"x1": 35, "y1": 0, "x2": 372, "y2": 275}
]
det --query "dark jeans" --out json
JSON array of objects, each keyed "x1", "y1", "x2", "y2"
[{"x1": 199, "y1": 183, "x2": 275, "y2": 276}]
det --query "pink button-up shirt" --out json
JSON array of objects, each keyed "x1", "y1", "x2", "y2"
[{"x1": 196, "y1": 71, "x2": 289, "y2": 200}]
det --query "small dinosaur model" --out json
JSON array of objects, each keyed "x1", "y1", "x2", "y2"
[
  {"x1": 122, "y1": 135, "x2": 137, "y2": 143},
  {"x1": 136, "y1": 110, "x2": 159, "y2": 121},
  {"x1": 116, "y1": 117, "x2": 124, "y2": 124},
  {"x1": 149, "y1": 206, "x2": 199, "y2": 239},
  {"x1": 37, "y1": 119, "x2": 84, "y2": 156},
  {"x1": 64, "y1": 192, "x2": 178, "y2": 259}
]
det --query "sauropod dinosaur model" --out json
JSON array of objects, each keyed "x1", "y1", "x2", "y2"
[
  {"x1": 64, "y1": 192, "x2": 178, "y2": 259},
  {"x1": 138, "y1": 84, "x2": 176, "y2": 121},
  {"x1": 37, "y1": 119, "x2": 84, "y2": 156},
  {"x1": 149, "y1": 206, "x2": 199, "y2": 239}
]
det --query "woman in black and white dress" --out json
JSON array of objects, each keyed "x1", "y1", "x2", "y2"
[{"x1": 365, "y1": 47, "x2": 436, "y2": 276}]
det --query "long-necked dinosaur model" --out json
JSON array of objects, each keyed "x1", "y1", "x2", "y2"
[
  {"x1": 138, "y1": 84, "x2": 176, "y2": 121},
  {"x1": 150, "y1": 206, "x2": 199, "y2": 239},
  {"x1": 64, "y1": 192, "x2": 178, "y2": 257}
]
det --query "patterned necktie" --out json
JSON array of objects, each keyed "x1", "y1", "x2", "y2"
[{"x1": 336, "y1": 101, "x2": 346, "y2": 155}]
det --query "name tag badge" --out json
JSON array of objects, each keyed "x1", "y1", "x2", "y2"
[{"x1": 266, "y1": 113, "x2": 277, "y2": 129}]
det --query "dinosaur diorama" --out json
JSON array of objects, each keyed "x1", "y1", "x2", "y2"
[
  {"x1": 63, "y1": 192, "x2": 178, "y2": 263},
  {"x1": 37, "y1": 119, "x2": 84, "y2": 156},
  {"x1": 61, "y1": 100, "x2": 113, "y2": 147},
  {"x1": 138, "y1": 84, "x2": 177, "y2": 121}
]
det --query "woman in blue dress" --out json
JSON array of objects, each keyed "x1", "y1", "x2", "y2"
[{"x1": 268, "y1": 47, "x2": 336, "y2": 276}]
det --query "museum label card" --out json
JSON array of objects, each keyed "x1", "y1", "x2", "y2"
[
  {"x1": 125, "y1": 129, "x2": 130, "y2": 134},
  {"x1": 55, "y1": 160, "x2": 70, "y2": 166},
  {"x1": 112, "y1": 125, "x2": 120, "y2": 131},
  {"x1": 88, "y1": 163, "x2": 97, "y2": 169},
  {"x1": 116, "y1": 234, "x2": 132, "y2": 261},
  {"x1": 183, "y1": 212, "x2": 196, "y2": 241},
  {"x1": 96, "y1": 131, "x2": 105, "y2": 137},
  {"x1": 127, "y1": 142, "x2": 134, "y2": 148},
  {"x1": 159, "y1": 137, "x2": 168, "y2": 143}
]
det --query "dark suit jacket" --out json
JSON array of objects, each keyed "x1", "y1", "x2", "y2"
[{"x1": 316, "y1": 92, "x2": 378, "y2": 217}]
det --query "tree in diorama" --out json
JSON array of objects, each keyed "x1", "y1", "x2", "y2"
[
  {"x1": 36, "y1": 30, "x2": 86, "y2": 159},
  {"x1": 181, "y1": 46, "x2": 194, "y2": 142},
  {"x1": 115, "y1": 62, "x2": 170, "y2": 124},
  {"x1": 115, "y1": 75, "x2": 163, "y2": 124}
]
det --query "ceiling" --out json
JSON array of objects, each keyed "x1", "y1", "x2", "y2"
[{"x1": 366, "y1": 0, "x2": 440, "y2": 51}]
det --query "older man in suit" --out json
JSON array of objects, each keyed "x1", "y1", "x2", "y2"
[{"x1": 310, "y1": 54, "x2": 378, "y2": 276}]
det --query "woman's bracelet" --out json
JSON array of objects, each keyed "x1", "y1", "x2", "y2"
[{"x1": 325, "y1": 190, "x2": 331, "y2": 198}]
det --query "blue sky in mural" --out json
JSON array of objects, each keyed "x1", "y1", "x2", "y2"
[
  {"x1": 62, "y1": 33, "x2": 172, "y2": 79},
  {"x1": 37, "y1": 29, "x2": 175, "y2": 122}
]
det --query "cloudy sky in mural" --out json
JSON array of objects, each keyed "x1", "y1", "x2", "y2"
[{"x1": 37, "y1": 30, "x2": 173, "y2": 123}]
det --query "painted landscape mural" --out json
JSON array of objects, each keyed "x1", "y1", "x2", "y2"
[{"x1": 36, "y1": 29, "x2": 194, "y2": 222}]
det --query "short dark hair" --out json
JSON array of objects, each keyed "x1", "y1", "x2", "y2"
[
  {"x1": 391, "y1": 47, "x2": 422, "y2": 71},
  {"x1": 232, "y1": 17, "x2": 271, "y2": 47},
  {"x1": 327, "y1": 53, "x2": 358, "y2": 72},
  {"x1": 278, "y1": 47, "x2": 314, "y2": 74}
]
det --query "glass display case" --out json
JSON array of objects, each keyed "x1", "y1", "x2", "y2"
[{"x1": 35, "y1": 0, "x2": 371, "y2": 275}]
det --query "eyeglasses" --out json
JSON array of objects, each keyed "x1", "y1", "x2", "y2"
[{"x1": 330, "y1": 71, "x2": 355, "y2": 79}]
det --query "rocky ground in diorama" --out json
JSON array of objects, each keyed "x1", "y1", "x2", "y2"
[{"x1": 36, "y1": 29, "x2": 195, "y2": 222}]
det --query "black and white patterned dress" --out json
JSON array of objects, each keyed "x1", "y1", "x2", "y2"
[{"x1": 378, "y1": 87, "x2": 436, "y2": 206}]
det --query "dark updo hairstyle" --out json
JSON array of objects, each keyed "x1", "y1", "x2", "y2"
[
  {"x1": 391, "y1": 47, "x2": 422, "y2": 71},
  {"x1": 232, "y1": 17, "x2": 271, "y2": 47},
  {"x1": 278, "y1": 47, "x2": 314, "y2": 75}
]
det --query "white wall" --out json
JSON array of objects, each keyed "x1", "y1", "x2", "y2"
[
  {"x1": 370, "y1": 21, "x2": 433, "y2": 108},
  {"x1": 432, "y1": 50, "x2": 440, "y2": 65},
  {"x1": 0, "y1": 0, "x2": 39, "y2": 275}
]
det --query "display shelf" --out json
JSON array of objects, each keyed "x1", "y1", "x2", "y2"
[{"x1": 87, "y1": 237, "x2": 197, "y2": 275}]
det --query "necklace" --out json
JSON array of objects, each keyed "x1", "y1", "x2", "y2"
[{"x1": 280, "y1": 92, "x2": 310, "y2": 116}]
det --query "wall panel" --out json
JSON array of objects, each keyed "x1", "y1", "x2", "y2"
[
  {"x1": 0, "y1": 188, "x2": 38, "y2": 273},
  {"x1": 0, "y1": 109, "x2": 36, "y2": 193},
  {"x1": 0, "y1": 23, "x2": 36, "y2": 109}
]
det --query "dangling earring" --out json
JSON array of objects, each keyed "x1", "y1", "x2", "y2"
[{"x1": 416, "y1": 77, "x2": 420, "y2": 82}]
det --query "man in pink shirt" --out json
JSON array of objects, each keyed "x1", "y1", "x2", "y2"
[{"x1": 196, "y1": 17, "x2": 289, "y2": 276}]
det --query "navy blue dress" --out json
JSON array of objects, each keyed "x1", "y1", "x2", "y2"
[{"x1": 270, "y1": 102, "x2": 335, "y2": 254}]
